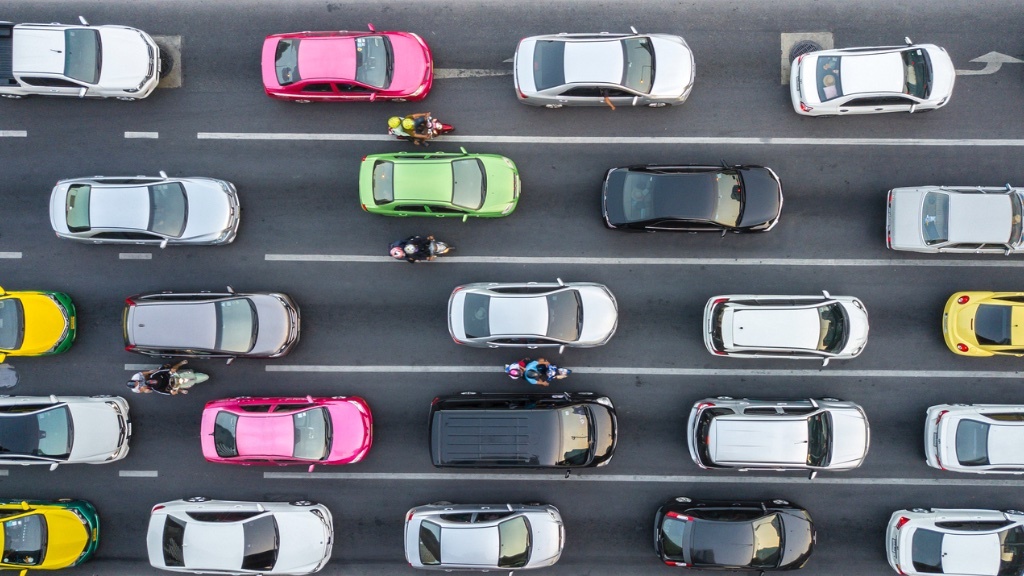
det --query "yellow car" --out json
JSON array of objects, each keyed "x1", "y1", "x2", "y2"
[
  {"x1": 0, "y1": 287, "x2": 76, "y2": 362},
  {"x1": 943, "y1": 291, "x2": 1024, "y2": 356},
  {"x1": 0, "y1": 499, "x2": 99, "y2": 573}
]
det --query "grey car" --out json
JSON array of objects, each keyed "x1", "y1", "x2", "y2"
[
  {"x1": 886, "y1": 184, "x2": 1024, "y2": 254},
  {"x1": 447, "y1": 279, "x2": 618, "y2": 351},
  {"x1": 49, "y1": 172, "x2": 240, "y2": 247},
  {"x1": 404, "y1": 503, "x2": 564, "y2": 571},
  {"x1": 687, "y1": 397, "x2": 870, "y2": 478},
  {"x1": 513, "y1": 29, "x2": 695, "y2": 108},
  {"x1": 123, "y1": 287, "x2": 299, "y2": 362}
]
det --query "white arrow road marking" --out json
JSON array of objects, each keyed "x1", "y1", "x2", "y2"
[
  {"x1": 434, "y1": 68, "x2": 513, "y2": 79},
  {"x1": 956, "y1": 51, "x2": 1024, "y2": 75}
]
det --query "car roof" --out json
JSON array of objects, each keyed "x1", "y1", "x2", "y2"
[
  {"x1": 439, "y1": 524, "x2": 499, "y2": 566},
  {"x1": 839, "y1": 52, "x2": 904, "y2": 95},
  {"x1": 937, "y1": 533, "x2": 1001, "y2": 575},
  {"x1": 89, "y1": 186, "x2": 151, "y2": 230},
  {"x1": 947, "y1": 193, "x2": 1013, "y2": 244},
  {"x1": 179, "y1": 516, "x2": 246, "y2": 570},
  {"x1": 563, "y1": 40, "x2": 622, "y2": 84},
  {"x1": 982, "y1": 424, "x2": 1024, "y2": 466},
  {"x1": 131, "y1": 300, "x2": 219, "y2": 350},
  {"x1": 392, "y1": 161, "x2": 453, "y2": 202},
  {"x1": 709, "y1": 416, "x2": 808, "y2": 464},
  {"x1": 296, "y1": 36, "x2": 355, "y2": 81},
  {"x1": 726, "y1": 307, "x2": 821, "y2": 350},
  {"x1": 488, "y1": 295, "x2": 549, "y2": 337},
  {"x1": 234, "y1": 411, "x2": 299, "y2": 458}
]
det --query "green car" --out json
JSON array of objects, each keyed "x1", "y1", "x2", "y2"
[{"x1": 359, "y1": 148, "x2": 520, "y2": 219}]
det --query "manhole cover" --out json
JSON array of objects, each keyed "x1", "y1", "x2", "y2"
[
  {"x1": 789, "y1": 40, "x2": 822, "y2": 61},
  {"x1": 159, "y1": 51, "x2": 174, "y2": 79}
]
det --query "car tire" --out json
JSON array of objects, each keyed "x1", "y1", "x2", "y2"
[
  {"x1": 186, "y1": 496, "x2": 209, "y2": 503},
  {"x1": 459, "y1": 391, "x2": 478, "y2": 396},
  {"x1": 393, "y1": 98, "x2": 407, "y2": 103},
  {"x1": 716, "y1": 396, "x2": 733, "y2": 400},
  {"x1": 1006, "y1": 510, "x2": 1024, "y2": 515},
  {"x1": 674, "y1": 497, "x2": 691, "y2": 503},
  {"x1": 813, "y1": 115, "x2": 836, "y2": 119},
  {"x1": 430, "y1": 501, "x2": 453, "y2": 506},
  {"x1": 58, "y1": 498, "x2": 72, "y2": 502},
  {"x1": 544, "y1": 104, "x2": 563, "y2": 109},
  {"x1": 293, "y1": 99, "x2": 312, "y2": 104},
  {"x1": 0, "y1": 94, "x2": 25, "y2": 99},
  {"x1": 911, "y1": 508, "x2": 929, "y2": 513},
  {"x1": 771, "y1": 499, "x2": 790, "y2": 506},
  {"x1": 290, "y1": 500, "x2": 315, "y2": 507},
  {"x1": 115, "y1": 97, "x2": 138, "y2": 102},
  {"x1": 822, "y1": 397, "x2": 839, "y2": 402}
]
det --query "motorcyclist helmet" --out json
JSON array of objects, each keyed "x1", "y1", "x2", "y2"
[
  {"x1": 388, "y1": 116, "x2": 402, "y2": 129},
  {"x1": 404, "y1": 243, "x2": 419, "y2": 254},
  {"x1": 402, "y1": 118, "x2": 416, "y2": 131},
  {"x1": 505, "y1": 364, "x2": 522, "y2": 379},
  {"x1": 389, "y1": 247, "x2": 405, "y2": 259}
]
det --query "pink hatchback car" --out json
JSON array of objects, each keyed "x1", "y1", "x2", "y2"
[
  {"x1": 261, "y1": 25, "x2": 433, "y2": 103},
  {"x1": 201, "y1": 395, "x2": 372, "y2": 469}
]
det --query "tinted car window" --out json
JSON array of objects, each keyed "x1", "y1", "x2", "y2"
[
  {"x1": 463, "y1": 293, "x2": 491, "y2": 338},
  {"x1": 162, "y1": 516, "x2": 186, "y2": 567},
  {"x1": 355, "y1": 36, "x2": 392, "y2": 89},
  {"x1": 621, "y1": 38, "x2": 654, "y2": 94},
  {"x1": 274, "y1": 39, "x2": 300, "y2": 85},
  {"x1": 806, "y1": 412, "x2": 832, "y2": 467},
  {"x1": 1000, "y1": 526, "x2": 1024, "y2": 576},
  {"x1": 64, "y1": 29, "x2": 100, "y2": 84},
  {"x1": 215, "y1": 298, "x2": 256, "y2": 353},
  {"x1": 213, "y1": 411, "x2": 239, "y2": 457},
  {"x1": 751, "y1": 514, "x2": 783, "y2": 568},
  {"x1": 818, "y1": 303, "x2": 848, "y2": 353},
  {"x1": 418, "y1": 521, "x2": 442, "y2": 565},
  {"x1": 148, "y1": 182, "x2": 187, "y2": 238},
  {"x1": 0, "y1": 299, "x2": 25, "y2": 351},
  {"x1": 292, "y1": 407, "x2": 330, "y2": 460},
  {"x1": 241, "y1": 515, "x2": 279, "y2": 571},
  {"x1": 65, "y1": 184, "x2": 91, "y2": 232},
  {"x1": 911, "y1": 528, "x2": 944, "y2": 573},
  {"x1": 451, "y1": 159, "x2": 485, "y2": 210},
  {"x1": 955, "y1": 420, "x2": 990, "y2": 466},
  {"x1": 372, "y1": 161, "x2": 394, "y2": 204},
  {"x1": 557, "y1": 405, "x2": 592, "y2": 466},
  {"x1": 0, "y1": 406, "x2": 72, "y2": 460},
  {"x1": 922, "y1": 192, "x2": 949, "y2": 245},
  {"x1": 546, "y1": 290, "x2": 581, "y2": 341},
  {"x1": 2, "y1": 514, "x2": 45, "y2": 566},
  {"x1": 976, "y1": 305, "x2": 1012, "y2": 346},
  {"x1": 902, "y1": 48, "x2": 931, "y2": 99},
  {"x1": 498, "y1": 516, "x2": 530, "y2": 568},
  {"x1": 659, "y1": 515, "x2": 688, "y2": 561},
  {"x1": 532, "y1": 41, "x2": 566, "y2": 90}
]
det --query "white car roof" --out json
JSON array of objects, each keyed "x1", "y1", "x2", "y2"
[
  {"x1": 986, "y1": 425, "x2": 1024, "y2": 466},
  {"x1": 563, "y1": 40, "x2": 622, "y2": 84},
  {"x1": 728, "y1": 308, "x2": 821, "y2": 350},
  {"x1": 947, "y1": 194, "x2": 1013, "y2": 244},
  {"x1": 12, "y1": 28, "x2": 66, "y2": 74},
  {"x1": 940, "y1": 533, "x2": 1000, "y2": 576},
  {"x1": 709, "y1": 416, "x2": 808, "y2": 465},
  {"x1": 183, "y1": 519, "x2": 245, "y2": 570},
  {"x1": 90, "y1": 186, "x2": 151, "y2": 230},
  {"x1": 489, "y1": 295, "x2": 548, "y2": 337},
  {"x1": 840, "y1": 52, "x2": 904, "y2": 95},
  {"x1": 440, "y1": 526, "x2": 499, "y2": 566}
]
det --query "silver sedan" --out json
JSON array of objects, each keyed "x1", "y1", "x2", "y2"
[
  {"x1": 49, "y1": 172, "x2": 240, "y2": 247},
  {"x1": 886, "y1": 184, "x2": 1024, "y2": 254}
]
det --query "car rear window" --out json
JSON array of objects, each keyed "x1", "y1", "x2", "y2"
[
  {"x1": 241, "y1": 515, "x2": 279, "y2": 571},
  {"x1": 659, "y1": 514, "x2": 689, "y2": 562},
  {"x1": 372, "y1": 161, "x2": 394, "y2": 204},
  {"x1": 418, "y1": 520, "x2": 442, "y2": 565},
  {"x1": 64, "y1": 28, "x2": 100, "y2": 84},
  {"x1": 621, "y1": 38, "x2": 654, "y2": 94},
  {"x1": 0, "y1": 298, "x2": 25, "y2": 351},
  {"x1": 65, "y1": 184, "x2": 91, "y2": 232},
  {"x1": 451, "y1": 159, "x2": 485, "y2": 210},
  {"x1": 911, "y1": 528, "x2": 943, "y2": 573},
  {"x1": 922, "y1": 192, "x2": 949, "y2": 245},
  {"x1": 274, "y1": 39, "x2": 300, "y2": 86},
  {"x1": 148, "y1": 182, "x2": 188, "y2": 238},
  {"x1": 162, "y1": 516, "x2": 186, "y2": 567},
  {"x1": 355, "y1": 36, "x2": 392, "y2": 89},
  {"x1": 498, "y1": 516, "x2": 530, "y2": 568},
  {"x1": 815, "y1": 56, "x2": 842, "y2": 102},
  {"x1": 2, "y1": 514, "x2": 45, "y2": 566},
  {"x1": 955, "y1": 419, "x2": 990, "y2": 466},
  {"x1": 976, "y1": 304, "x2": 1012, "y2": 346},
  {"x1": 213, "y1": 411, "x2": 239, "y2": 457},
  {"x1": 533, "y1": 41, "x2": 566, "y2": 90},
  {"x1": 463, "y1": 293, "x2": 491, "y2": 338}
]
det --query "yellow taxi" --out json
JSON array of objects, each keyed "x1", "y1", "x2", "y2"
[
  {"x1": 943, "y1": 291, "x2": 1024, "y2": 356},
  {"x1": 0, "y1": 287, "x2": 76, "y2": 362},
  {"x1": 0, "y1": 499, "x2": 99, "y2": 572}
]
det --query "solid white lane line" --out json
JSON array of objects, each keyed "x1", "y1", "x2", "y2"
[
  {"x1": 265, "y1": 365, "x2": 1024, "y2": 379},
  {"x1": 264, "y1": 472, "x2": 1024, "y2": 487},
  {"x1": 119, "y1": 470, "x2": 158, "y2": 477},
  {"x1": 0, "y1": 252, "x2": 22, "y2": 259},
  {"x1": 265, "y1": 254, "x2": 1024, "y2": 267},
  {"x1": 119, "y1": 253, "x2": 152, "y2": 260},
  {"x1": 0, "y1": 131, "x2": 26, "y2": 137},
  {"x1": 200, "y1": 132, "x2": 1024, "y2": 146},
  {"x1": 125, "y1": 131, "x2": 159, "y2": 138}
]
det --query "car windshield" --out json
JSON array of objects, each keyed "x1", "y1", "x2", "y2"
[
  {"x1": 546, "y1": 290, "x2": 582, "y2": 341},
  {"x1": 293, "y1": 407, "x2": 330, "y2": 460},
  {"x1": 0, "y1": 405, "x2": 72, "y2": 460},
  {"x1": 162, "y1": 516, "x2": 186, "y2": 567},
  {"x1": 241, "y1": 515, "x2": 279, "y2": 571},
  {"x1": 751, "y1": 514, "x2": 784, "y2": 568},
  {"x1": 214, "y1": 298, "x2": 257, "y2": 353},
  {"x1": 0, "y1": 299, "x2": 25, "y2": 351},
  {"x1": 815, "y1": 56, "x2": 842, "y2": 102},
  {"x1": 710, "y1": 171, "x2": 743, "y2": 227},
  {"x1": 999, "y1": 526, "x2": 1024, "y2": 576},
  {"x1": 418, "y1": 521, "x2": 442, "y2": 565},
  {"x1": 621, "y1": 38, "x2": 654, "y2": 93},
  {"x1": 463, "y1": 293, "x2": 491, "y2": 339},
  {"x1": 955, "y1": 419, "x2": 990, "y2": 466},
  {"x1": 213, "y1": 411, "x2": 239, "y2": 457},
  {"x1": 354, "y1": 36, "x2": 392, "y2": 89},
  {"x1": 64, "y1": 29, "x2": 100, "y2": 84},
  {"x1": 2, "y1": 515, "x2": 46, "y2": 566},
  {"x1": 976, "y1": 304, "x2": 1012, "y2": 346},
  {"x1": 498, "y1": 516, "x2": 531, "y2": 568},
  {"x1": 901, "y1": 48, "x2": 932, "y2": 99},
  {"x1": 806, "y1": 412, "x2": 832, "y2": 467},
  {"x1": 274, "y1": 39, "x2": 301, "y2": 85},
  {"x1": 911, "y1": 529, "x2": 944, "y2": 574},
  {"x1": 372, "y1": 161, "x2": 394, "y2": 204},
  {"x1": 922, "y1": 192, "x2": 949, "y2": 245},
  {"x1": 148, "y1": 182, "x2": 188, "y2": 238},
  {"x1": 817, "y1": 303, "x2": 848, "y2": 353},
  {"x1": 556, "y1": 404, "x2": 593, "y2": 466},
  {"x1": 532, "y1": 40, "x2": 566, "y2": 91},
  {"x1": 65, "y1": 184, "x2": 91, "y2": 232},
  {"x1": 451, "y1": 159, "x2": 486, "y2": 210}
]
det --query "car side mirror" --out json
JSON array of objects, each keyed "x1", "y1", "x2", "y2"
[
  {"x1": 809, "y1": 398, "x2": 819, "y2": 409},
  {"x1": 159, "y1": 170, "x2": 168, "y2": 178},
  {"x1": 808, "y1": 470, "x2": 817, "y2": 480},
  {"x1": 630, "y1": 25, "x2": 638, "y2": 34},
  {"x1": 367, "y1": 23, "x2": 376, "y2": 32},
  {"x1": 558, "y1": 345, "x2": 565, "y2": 354},
  {"x1": 821, "y1": 290, "x2": 831, "y2": 299},
  {"x1": 0, "y1": 352, "x2": 6, "y2": 363},
  {"x1": 462, "y1": 214, "x2": 468, "y2": 223},
  {"x1": 79, "y1": 16, "x2": 89, "y2": 25},
  {"x1": 78, "y1": 87, "x2": 87, "y2": 98},
  {"x1": 369, "y1": 92, "x2": 377, "y2": 102},
  {"x1": 904, "y1": 36, "x2": 913, "y2": 45},
  {"x1": 821, "y1": 358, "x2": 830, "y2": 367},
  {"x1": 226, "y1": 357, "x2": 234, "y2": 365},
  {"x1": 556, "y1": 277, "x2": 564, "y2": 286},
  {"x1": 20, "y1": 501, "x2": 29, "y2": 511},
  {"x1": 308, "y1": 464, "x2": 315, "y2": 473},
  {"x1": 0, "y1": 286, "x2": 5, "y2": 296},
  {"x1": 48, "y1": 463, "x2": 59, "y2": 471},
  {"x1": 459, "y1": 146, "x2": 469, "y2": 155},
  {"x1": 720, "y1": 229, "x2": 727, "y2": 238},
  {"x1": 159, "y1": 239, "x2": 168, "y2": 249},
  {"x1": 226, "y1": 285, "x2": 235, "y2": 294},
  {"x1": 909, "y1": 103, "x2": 917, "y2": 114}
]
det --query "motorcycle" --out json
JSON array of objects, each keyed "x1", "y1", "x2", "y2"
[
  {"x1": 127, "y1": 363, "x2": 209, "y2": 395},
  {"x1": 388, "y1": 114, "x2": 454, "y2": 144},
  {"x1": 389, "y1": 235, "x2": 454, "y2": 262},
  {"x1": 505, "y1": 358, "x2": 571, "y2": 386}
]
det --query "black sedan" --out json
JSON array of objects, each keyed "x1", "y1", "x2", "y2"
[
  {"x1": 602, "y1": 164, "x2": 782, "y2": 233},
  {"x1": 653, "y1": 497, "x2": 815, "y2": 571}
]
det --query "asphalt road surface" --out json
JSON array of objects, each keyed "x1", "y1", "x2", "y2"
[{"x1": 3, "y1": 0, "x2": 1024, "y2": 574}]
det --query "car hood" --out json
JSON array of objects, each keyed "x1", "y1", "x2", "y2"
[
  {"x1": 37, "y1": 510, "x2": 91, "y2": 568},
  {"x1": 925, "y1": 45, "x2": 956, "y2": 104},
  {"x1": 838, "y1": 299, "x2": 870, "y2": 358},
  {"x1": 276, "y1": 512, "x2": 330, "y2": 573},
  {"x1": 49, "y1": 185, "x2": 70, "y2": 234},
  {"x1": 181, "y1": 180, "x2": 233, "y2": 240},
  {"x1": 97, "y1": 28, "x2": 151, "y2": 88},
  {"x1": 828, "y1": 408, "x2": 870, "y2": 468},
  {"x1": 778, "y1": 512, "x2": 815, "y2": 568},
  {"x1": 249, "y1": 294, "x2": 294, "y2": 356},
  {"x1": 737, "y1": 168, "x2": 782, "y2": 228},
  {"x1": 18, "y1": 293, "x2": 69, "y2": 355},
  {"x1": 889, "y1": 188, "x2": 929, "y2": 250},
  {"x1": 527, "y1": 513, "x2": 564, "y2": 566},
  {"x1": 478, "y1": 156, "x2": 518, "y2": 212},
  {"x1": 387, "y1": 33, "x2": 431, "y2": 94},
  {"x1": 649, "y1": 36, "x2": 694, "y2": 98},
  {"x1": 326, "y1": 401, "x2": 373, "y2": 464},
  {"x1": 577, "y1": 286, "x2": 618, "y2": 346},
  {"x1": 67, "y1": 402, "x2": 121, "y2": 461}
]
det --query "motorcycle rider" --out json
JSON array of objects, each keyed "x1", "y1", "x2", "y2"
[{"x1": 389, "y1": 235, "x2": 435, "y2": 262}]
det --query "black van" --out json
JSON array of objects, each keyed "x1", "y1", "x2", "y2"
[{"x1": 429, "y1": 392, "x2": 617, "y2": 468}]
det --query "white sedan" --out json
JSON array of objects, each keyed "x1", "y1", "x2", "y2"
[
  {"x1": 790, "y1": 40, "x2": 954, "y2": 117},
  {"x1": 886, "y1": 185, "x2": 1024, "y2": 254},
  {"x1": 0, "y1": 395, "x2": 131, "y2": 468},
  {"x1": 925, "y1": 404, "x2": 1024, "y2": 474},
  {"x1": 147, "y1": 498, "x2": 333, "y2": 575},
  {"x1": 886, "y1": 509, "x2": 1024, "y2": 576}
]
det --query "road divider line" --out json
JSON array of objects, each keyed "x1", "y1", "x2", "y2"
[
  {"x1": 0, "y1": 470, "x2": 10, "y2": 477},
  {"x1": 265, "y1": 365, "x2": 1024, "y2": 379},
  {"x1": 119, "y1": 470, "x2": 158, "y2": 477},
  {"x1": 200, "y1": 132, "x2": 1024, "y2": 146},
  {"x1": 0, "y1": 252, "x2": 22, "y2": 259},
  {"x1": 125, "y1": 131, "x2": 159, "y2": 139},
  {"x1": 0, "y1": 131, "x2": 26, "y2": 137},
  {"x1": 119, "y1": 253, "x2": 152, "y2": 260},
  {"x1": 265, "y1": 254, "x2": 1024, "y2": 267},
  {"x1": 264, "y1": 471, "x2": 1024, "y2": 487}
]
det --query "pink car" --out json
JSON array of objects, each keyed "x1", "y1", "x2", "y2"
[
  {"x1": 261, "y1": 25, "x2": 433, "y2": 103},
  {"x1": 201, "y1": 395, "x2": 372, "y2": 468}
]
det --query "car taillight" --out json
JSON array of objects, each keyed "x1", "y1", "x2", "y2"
[
  {"x1": 957, "y1": 295, "x2": 969, "y2": 304},
  {"x1": 665, "y1": 561, "x2": 689, "y2": 567},
  {"x1": 799, "y1": 102, "x2": 813, "y2": 112},
  {"x1": 796, "y1": 54, "x2": 804, "y2": 65},
  {"x1": 517, "y1": 88, "x2": 527, "y2": 99},
  {"x1": 125, "y1": 297, "x2": 135, "y2": 306},
  {"x1": 956, "y1": 343, "x2": 969, "y2": 352},
  {"x1": 431, "y1": 397, "x2": 440, "y2": 406},
  {"x1": 711, "y1": 298, "x2": 728, "y2": 307},
  {"x1": 152, "y1": 505, "x2": 165, "y2": 512},
  {"x1": 895, "y1": 565, "x2": 906, "y2": 576},
  {"x1": 696, "y1": 402, "x2": 715, "y2": 410},
  {"x1": 712, "y1": 349, "x2": 726, "y2": 356},
  {"x1": 665, "y1": 512, "x2": 693, "y2": 521},
  {"x1": 935, "y1": 410, "x2": 949, "y2": 425},
  {"x1": 360, "y1": 204, "x2": 368, "y2": 212},
  {"x1": 125, "y1": 344, "x2": 136, "y2": 351},
  {"x1": 361, "y1": 155, "x2": 367, "y2": 161},
  {"x1": 895, "y1": 516, "x2": 910, "y2": 530},
  {"x1": 406, "y1": 511, "x2": 414, "y2": 522}
]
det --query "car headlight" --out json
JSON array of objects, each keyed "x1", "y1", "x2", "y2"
[
  {"x1": 503, "y1": 158, "x2": 516, "y2": 170},
  {"x1": 501, "y1": 203, "x2": 515, "y2": 215}
]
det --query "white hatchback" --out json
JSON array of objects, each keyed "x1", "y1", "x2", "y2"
[
  {"x1": 0, "y1": 395, "x2": 131, "y2": 468},
  {"x1": 790, "y1": 39, "x2": 954, "y2": 117},
  {"x1": 925, "y1": 404, "x2": 1024, "y2": 474},
  {"x1": 886, "y1": 509, "x2": 1024, "y2": 576}
]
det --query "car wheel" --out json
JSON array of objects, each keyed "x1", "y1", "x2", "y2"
[
  {"x1": 674, "y1": 497, "x2": 691, "y2": 503},
  {"x1": 186, "y1": 496, "x2": 209, "y2": 503},
  {"x1": 716, "y1": 396, "x2": 733, "y2": 400},
  {"x1": 822, "y1": 397, "x2": 839, "y2": 402},
  {"x1": 647, "y1": 102, "x2": 667, "y2": 108},
  {"x1": 544, "y1": 104, "x2": 563, "y2": 109},
  {"x1": 58, "y1": 498, "x2": 72, "y2": 502},
  {"x1": 813, "y1": 115, "x2": 836, "y2": 119},
  {"x1": 393, "y1": 98, "x2": 407, "y2": 103},
  {"x1": 115, "y1": 96, "x2": 138, "y2": 102},
  {"x1": 525, "y1": 502, "x2": 542, "y2": 506},
  {"x1": 771, "y1": 499, "x2": 790, "y2": 506},
  {"x1": 0, "y1": 94, "x2": 25, "y2": 99},
  {"x1": 430, "y1": 501, "x2": 453, "y2": 506},
  {"x1": 1006, "y1": 510, "x2": 1024, "y2": 515},
  {"x1": 293, "y1": 99, "x2": 312, "y2": 104},
  {"x1": 459, "y1": 391, "x2": 478, "y2": 396},
  {"x1": 911, "y1": 508, "x2": 929, "y2": 513},
  {"x1": 290, "y1": 500, "x2": 315, "y2": 507},
  {"x1": 91, "y1": 395, "x2": 115, "y2": 398}
]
